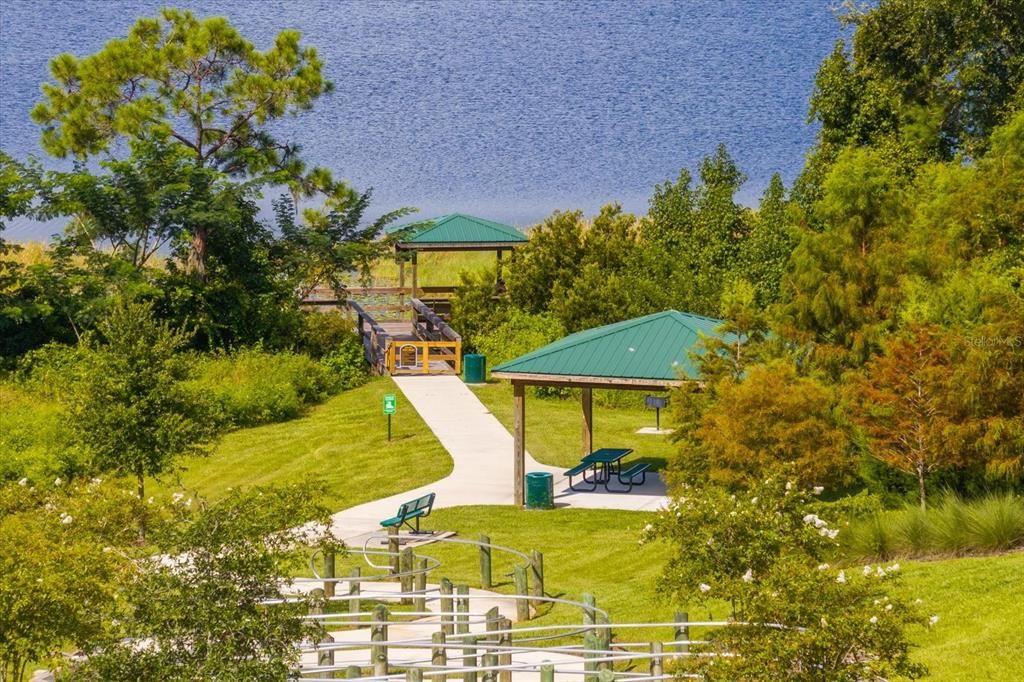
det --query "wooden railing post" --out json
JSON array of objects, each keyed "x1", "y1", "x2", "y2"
[
  {"x1": 463, "y1": 635, "x2": 479, "y2": 682},
  {"x1": 388, "y1": 527, "x2": 400, "y2": 575},
  {"x1": 348, "y1": 567, "x2": 361, "y2": 614},
  {"x1": 497, "y1": 617, "x2": 512, "y2": 682},
  {"x1": 400, "y1": 547, "x2": 414, "y2": 604},
  {"x1": 440, "y1": 577, "x2": 455, "y2": 635},
  {"x1": 323, "y1": 550, "x2": 336, "y2": 599},
  {"x1": 529, "y1": 551, "x2": 544, "y2": 612},
  {"x1": 414, "y1": 557, "x2": 428, "y2": 613},
  {"x1": 479, "y1": 535, "x2": 492, "y2": 588},
  {"x1": 650, "y1": 641, "x2": 663, "y2": 678},
  {"x1": 456, "y1": 584, "x2": 470, "y2": 634},
  {"x1": 371, "y1": 605, "x2": 389, "y2": 676},
  {"x1": 513, "y1": 565, "x2": 530, "y2": 622},
  {"x1": 432, "y1": 631, "x2": 448, "y2": 682},
  {"x1": 673, "y1": 611, "x2": 690, "y2": 654}
]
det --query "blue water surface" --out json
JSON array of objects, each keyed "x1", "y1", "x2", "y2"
[{"x1": 0, "y1": 0, "x2": 843, "y2": 239}]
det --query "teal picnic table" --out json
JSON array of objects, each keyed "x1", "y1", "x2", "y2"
[{"x1": 581, "y1": 447, "x2": 633, "y2": 483}]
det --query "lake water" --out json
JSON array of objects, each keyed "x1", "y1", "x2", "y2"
[{"x1": 0, "y1": 0, "x2": 843, "y2": 239}]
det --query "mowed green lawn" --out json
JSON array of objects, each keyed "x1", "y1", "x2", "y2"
[
  {"x1": 470, "y1": 382, "x2": 676, "y2": 469},
  {"x1": 339, "y1": 506, "x2": 1023, "y2": 682},
  {"x1": 150, "y1": 377, "x2": 452, "y2": 512}
]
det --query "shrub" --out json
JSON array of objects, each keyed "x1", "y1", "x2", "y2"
[
  {"x1": 841, "y1": 493, "x2": 1024, "y2": 560},
  {"x1": 646, "y1": 476, "x2": 928, "y2": 681},
  {"x1": 294, "y1": 311, "x2": 356, "y2": 359},
  {"x1": 474, "y1": 309, "x2": 564, "y2": 370},
  {"x1": 187, "y1": 348, "x2": 337, "y2": 428},
  {"x1": 320, "y1": 332, "x2": 368, "y2": 391}
]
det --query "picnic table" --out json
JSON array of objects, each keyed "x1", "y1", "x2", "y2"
[
  {"x1": 582, "y1": 447, "x2": 632, "y2": 482},
  {"x1": 565, "y1": 448, "x2": 651, "y2": 493}
]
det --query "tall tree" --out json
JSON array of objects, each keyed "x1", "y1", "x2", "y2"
[
  {"x1": 779, "y1": 147, "x2": 909, "y2": 372},
  {"x1": 31, "y1": 8, "x2": 341, "y2": 273},
  {"x1": 738, "y1": 174, "x2": 795, "y2": 307},
  {"x1": 644, "y1": 145, "x2": 751, "y2": 316}
]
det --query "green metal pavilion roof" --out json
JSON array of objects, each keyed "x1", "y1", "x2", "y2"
[
  {"x1": 491, "y1": 310, "x2": 731, "y2": 385},
  {"x1": 395, "y1": 213, "x2": 528, "y2": 248}
]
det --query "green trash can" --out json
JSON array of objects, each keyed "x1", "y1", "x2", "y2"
[
  {"x1": 463, "y1": 354, "x2": 486, "y2": 384},
  {"x1": 525, "y1": 472, "x2": 554, "y2": 509}
]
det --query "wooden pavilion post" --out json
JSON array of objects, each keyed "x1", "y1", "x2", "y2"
[
  {"x1": 399, "y1": 258, "x2": 406, "y2": 308},
  {"x1": 495, "y1": 249, "x2": 503, "y2": 286},
  {"x1": 513, "y1": 382, "x2": 525, "y2": 507},
  {"x1": 411, "y1": 251, "x2": 418, "y2": 299},
  {"x1": 581, "y1": 387, "x2": 593, "y2": 456}
]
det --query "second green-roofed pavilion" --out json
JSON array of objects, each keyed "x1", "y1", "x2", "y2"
[{"x1": 491, "y1": 310, "x2": 733, "y2": 505}]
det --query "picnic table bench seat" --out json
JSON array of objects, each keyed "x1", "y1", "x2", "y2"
[
  {"x1": 380, "y1": 492, "x2": 435, "y2": 533},
  {"x1": 608, "y1": 462, "x2": 650, "y2": 492},
  {"x1": 565, "y1": 462, "x2": 597, "y2": 492}
]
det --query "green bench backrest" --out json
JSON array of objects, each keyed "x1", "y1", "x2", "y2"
[{"x1": 399, "y1": 493, "x2": 435, "y2": 518}]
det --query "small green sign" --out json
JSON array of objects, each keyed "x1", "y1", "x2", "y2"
[{"x1": 383, "y1": 394, "x2": 397, "y2": 415}]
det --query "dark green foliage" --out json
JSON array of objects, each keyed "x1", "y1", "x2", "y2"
[
  {"x1": 450, "y1": 267, "x2": 509, "y2": 352},
  {"x1": 738, "y1": 174, "x2": 795, "y2": 307}
]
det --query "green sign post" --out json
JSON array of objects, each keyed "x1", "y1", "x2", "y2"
[{"x1": 383, "y1": 393, "x2": 397, "y2": 440}]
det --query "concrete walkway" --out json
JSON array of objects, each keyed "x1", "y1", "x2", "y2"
[{"x1": 330, "y1": 376, "x2": 668, "y2": 544}]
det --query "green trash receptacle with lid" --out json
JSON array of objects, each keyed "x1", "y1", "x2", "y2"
[
  {"x1": 463, "y1": 354, "x2": 486, "y2": 384},
  {"x1": 525, "y1": 472, "x2": 554, "y2": 509}
]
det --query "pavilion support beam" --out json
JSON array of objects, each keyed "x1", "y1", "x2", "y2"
[
  {"x1": 581, "y1": 387, "x2": 593, "y2": 456},
  {"x1": 410, "y1": 252, "x2": 419, "y2": 321},
  {"x1": 399, "y1": 259, "x2": 406, "y2": 309},
  {"x1": 514, "y1": 382, "x2": 526, "y2": 507}
]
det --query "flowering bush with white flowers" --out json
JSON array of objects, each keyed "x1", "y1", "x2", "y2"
[{"x1": 645, "y1": 474, "x2": 931, "y2": 680}]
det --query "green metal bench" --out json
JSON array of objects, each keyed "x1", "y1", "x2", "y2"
[
  {"x1": 380, "y1": 492, "x2": 436, "y2": 533},
  {"x1": 609, "y1": 462, "x2": 650, "y2": 493},
  {"x1": 565, "y1": 462, "x2": 597, "y2": 492}
]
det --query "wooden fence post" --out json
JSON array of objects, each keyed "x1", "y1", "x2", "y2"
[
  {"x1": 513, "y1": 566, "x2": 530, "y2": 622},
  {"x1": 529, "y1": 551, "x2": 544, "y2": 607},
  {"x1": 673, "y1": 611, "x2": 689, "y2": 654},
  {"x1": 414, "y1": 557, "x2": 428, "y2": 613},
  {"x1": 463, "y1": 635, "x2": 479, "y2": 682},
  {"x1": 346, "y1": 665, "x2": 361, "y2": 678},
  {"x1": 497, "y1": 617, "x2": 512, "y2": 682},
  {"x1": 479, "y1": 535, "x2": 492, "y2": 588},
  {"x1": 371, "y1": 604, "x2": 389, "y2": 677},
  {"x1": 349, "y1": 567, "x2": 361, "y2": 615},
  {"x1": 598, "y1": 669, "x2": 615, "y2": 682},
  {"x1": 456, "y1": 584, "x2": 470, "y2": 634},
  {"x1": 400, "y1": 547, "x2": 414, "y2": 604},
  {"x1": 583, "y1": 631, "x2": 600, "y2": 682},
  {"x1": 388, "y1": 527, "x2": 400, "y2": 575},
  {"x1": 481, "y1": 653, "x2": 498, "y2": 682},
  {"x1": 582, "y1": 593, "x2": 596, "y2": 633},
  {"x1": 324, "y1": 549, "x2": 336, "y2": 598},
  {"x1": 440, "y1": 578, "x2": 455, "y2": 635},
  {"x1": 407, "y1": 667, "x2": 423, "y2": 682},
  {"x1": 540, "y1": 662, "x2": 554, "y2": 682},
  {"x1": 432, "y1": 631, "x2": 448, "y2": 682},
  {"x1": 596, "y1": 611, "x2": 611, "y2": 669},
  {"x1": 650, "y1": 641, "x2": 663, "y2": 678},
  {"x1": 484, "y1": 606, "x2": 500, "y2": 644}
]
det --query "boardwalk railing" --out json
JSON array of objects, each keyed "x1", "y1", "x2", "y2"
[
  {"x1": 349, "y1": 300, "x2": 390, "y2": 374},
  {"x1": 348, "y1": 298, "x2": 462, "y2": 376}
]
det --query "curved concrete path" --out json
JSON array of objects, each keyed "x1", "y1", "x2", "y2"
[{"x1": 330, "y1": 376, "x2": 668, "y2": 543}]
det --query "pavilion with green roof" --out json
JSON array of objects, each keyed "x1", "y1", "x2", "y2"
[
  {"x1": 394, "y1": 213, "x2": 528, "y2": 298},
  {"x1": 491, "y1": 310, "x2": 731, "y2": 505}
]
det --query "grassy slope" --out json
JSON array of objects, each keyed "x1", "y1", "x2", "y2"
[
  {"x1": 150, "y1": 377, "x2": 453, "y2": 512},
  {"x1": 470, "y1": 382, "x2": 676, "y2": 470},
  {"x1": 372, "y1": 506, "x2": 1023, "y2": 681}
]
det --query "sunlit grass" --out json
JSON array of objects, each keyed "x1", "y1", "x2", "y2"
[
  {"x1": 149, "y1": 377, "x2": 453, "y2": 512},
  {"x1": 362, "y1": 506, "x2": 1024, "y2": 681}
]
